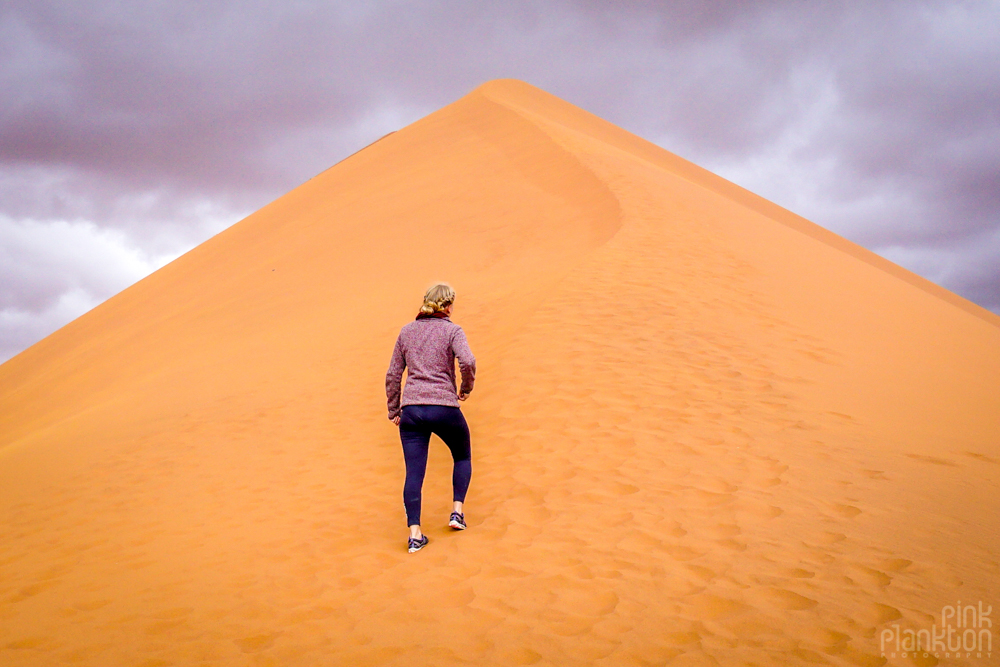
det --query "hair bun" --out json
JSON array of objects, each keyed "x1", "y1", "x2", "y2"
[{"x1": 421, "y1": 283, "x2": 456, "y2": 314}]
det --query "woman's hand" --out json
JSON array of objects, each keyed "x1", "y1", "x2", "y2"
[
  {"x1": 391, "y1": 415, "x2": 400, "y2": 425},
  {"x1": 458, "y1": 392, "x2": 469, "y2": 401}
]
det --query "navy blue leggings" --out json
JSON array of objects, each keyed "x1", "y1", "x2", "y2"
[{"x1": 399, "y1": 405, "x2": 472, "y2": 526}]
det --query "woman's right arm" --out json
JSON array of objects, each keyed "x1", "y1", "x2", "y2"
[{"x1": 385, "y1": 335, "x2": 406, "y2": 421}]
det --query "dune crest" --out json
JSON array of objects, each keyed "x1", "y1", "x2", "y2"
[{"x1": 2, "y1": 79, "x2": 997, "y2": 666}]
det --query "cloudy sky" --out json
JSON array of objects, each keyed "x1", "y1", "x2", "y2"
[{"x1": 2, "y1": 1, "x2": 998, "y2": 362}]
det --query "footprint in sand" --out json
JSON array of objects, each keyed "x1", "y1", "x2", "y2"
[
  {"x1": 750, "y1": 587, "x2": 819, "y2": 611},
  {"x1": 802, "y1": 627, "x2": 851, "y2": 652},
  {"x1": 704, "y1": 523, "x2": 741, "y2": 538},
  {"x1": 497, "y1": 647, "x2": 544, "y2": 665},
  {"x1": 791, "y1": 647, "x2": 828, "y2": 663},
  {"x1": 661, "y1": 631, "x2": 701, "y2": 646},
  {"x1": 845, "y1": 564, "x2": 892, "y2": 588},
  {"x1": 868, "y1": 602, "x2": 902, "y2": 624},
  {"x1": 757, "y1": 504, "x2": 784, "y2": 518},
  {"x1": 692, "y1": 489, "x2": 735, "y2": 506},
  {"x1": 687, "y1": 593, "x2": 750, "y2": 620},
  {"x1": 665, "y1": 544, "x2": 705, "y2": 561},
  {"x1": 712, "y1": 538, "x2": 747, "y2": 551},
  {"x1": 7, "y1": 580, "x2": 56, "y2": 602},
  {"x1": 830, "y1": 503, "x2": 862, "y2": 519},
  {"x1": 877, "y1": 558, "x2": 912, "y2": 572},
  {"x1": 660, "y1": 520, "x2": 687, "y2": 538},
  {"x1": 685, "y1": 564, "x2": 717, "y2": 582},
  {"x1": 695, "y1": 478, "x2": 739, "y2": 494},
  {"x1": 234, "y1": 632, "x2": 281, "y2": 653},
  {"x1": 72, "y1": 599, "x2": 113, "y2": 612},
  {"x1": 906, "y1": 453, "x2": 957, "y2": 466},
  {"x1": 739, "y1": 502, "x2": 784, "y2": 520},
  {"x1": 780, "y1": 567, "x2": 815, "y2": 579}
]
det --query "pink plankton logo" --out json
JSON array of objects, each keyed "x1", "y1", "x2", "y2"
[{"x1": 880, "y1": 601, "x2": 992, "y2": 660}]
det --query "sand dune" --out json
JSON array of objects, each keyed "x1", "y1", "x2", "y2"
[{"x1": 1, "y1": 79, "x2": 997, "y2": 666}]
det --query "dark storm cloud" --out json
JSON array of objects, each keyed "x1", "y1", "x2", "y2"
[
  {"x1": 579, "y1": 0, "x2": 1000, "y2": 311},
  {"x1": 2, "y1": 1, "x2": 999, "y2": 360}
]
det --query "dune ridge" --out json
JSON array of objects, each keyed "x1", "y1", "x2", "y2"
[
  {"x1": 1, "y1": 79, "x2": 997, "y2": 666},
  {"x1": 482, "y1": 80, "x2": 999, "y2": 329}
]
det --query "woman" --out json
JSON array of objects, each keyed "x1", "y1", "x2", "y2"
[{"x1": 386, "y1": 283, "x2": 476, "y2": 553}]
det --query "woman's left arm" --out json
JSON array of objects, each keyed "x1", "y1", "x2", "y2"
[{"x1": 452, "y1": 328, "x2": 476, "y2": 399}]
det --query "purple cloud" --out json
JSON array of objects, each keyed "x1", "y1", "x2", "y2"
[{"x1": 1, "y1": 0, "x2": 998, "y2": 361}]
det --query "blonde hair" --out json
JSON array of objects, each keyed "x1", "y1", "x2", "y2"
[{"x1": 419, "y1": 283, "x2": 456, "y2": 314}]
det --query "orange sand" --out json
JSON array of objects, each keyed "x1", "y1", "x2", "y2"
[{"x1": 1, "y1": 80, "x2": 998, "y2": 666}]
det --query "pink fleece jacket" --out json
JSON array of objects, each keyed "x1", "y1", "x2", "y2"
[{"x1": 385, "y1": 315, "x2": 476, "y2": 420}]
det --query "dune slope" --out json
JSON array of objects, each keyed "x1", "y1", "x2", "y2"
[{"x1": 1, "y1": 79, "x2": 998, "y2": 666}]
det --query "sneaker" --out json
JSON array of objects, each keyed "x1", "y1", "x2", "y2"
[
  {"x1": 407, "y1": 535, "x2": 429, "y2": 553},
  {"x1": 448, "y1": 512, "x2": 466, "y2": 530}
]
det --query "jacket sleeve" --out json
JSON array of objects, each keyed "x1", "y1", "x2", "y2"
[
  {"x1": 452, "y1": 327, "x2": 476, "y2": 396},
  {"x1": 385, "y1": 334, "x2": 406, "y2": 420}
]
